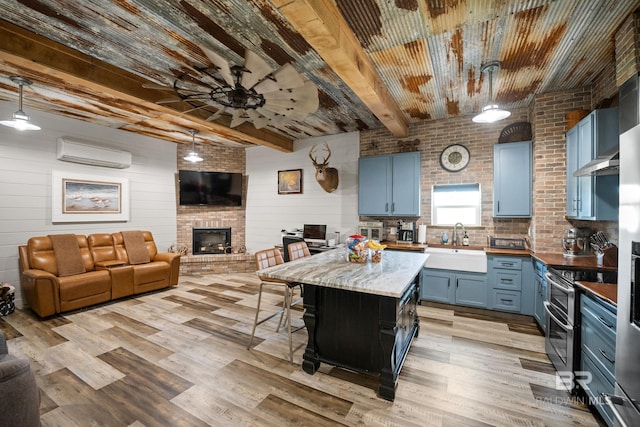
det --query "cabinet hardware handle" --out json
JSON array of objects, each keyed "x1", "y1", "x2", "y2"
[
  {"x1": 597, "y1": 316, "x2": 614, "y2": 329},
  {"x1": 385, "y1": 202, "x2": 389, "y2": 212},
  {"x1": 456, "y1": 279, "x2": 459, "y2": 288},
  {"x1": 599, "y1": 348, "x2": 615, "y2": 364},
  {"x1": 500, "y1": 299, "x2": 513, "y2": 303},
  {"x1": 497, "y1": 201, "x2": 500, "y2": 212},
  {"x1": 391, "y1": 202, "x2": 395, "y2": 213},
  {"x1": 501, "y1": 279, "x2": 514, "y2": 282},
  {"x1": 500, "y1": 262, "x2": 514, "y2": 267}
]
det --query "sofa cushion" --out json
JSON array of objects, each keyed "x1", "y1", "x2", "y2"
[
  {"x1": 88, "y1": 233, "x2": 117, "y2": 264},
  {"x1": 112, "y1": 231, "x2": 159, "y2": 263},
  {"x1": 121, "y1": 231, "x2": 150, "y2": 264},
  {"x1": 29, "y1": 235, "x2": 95, "y2": 276},
  {"x1": 132, "y1": 261, "x2": 170, "y2": 286},
  {"x1": 49, "y1": 234, "x2": 86, "y2": 277},
  {"x1": 58, "y1": 270, "x2": 111, "y2": 304}
]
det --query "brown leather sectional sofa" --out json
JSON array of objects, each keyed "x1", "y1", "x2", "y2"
[{"x1": 18, "y1": 231, "x2": 180, "y2": 317}]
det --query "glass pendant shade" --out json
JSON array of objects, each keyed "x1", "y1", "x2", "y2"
[
  {"x1": 1, "y1": 77, "x2": 41, "y2": 131},
  {"x1": 184, "y1": 129, "x2": 203, "y2": 162}
]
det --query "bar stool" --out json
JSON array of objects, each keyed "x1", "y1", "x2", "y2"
[
  {"x1": 287, "y1": 241, "x2": 311, "y2": 261},
  {"x1": 248, "y1": 247, "x2": 304, "y2": 363}
]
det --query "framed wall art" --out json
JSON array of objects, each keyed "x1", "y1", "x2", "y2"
[
  {"x1": 278, "y1": 169, "x2": 303, "y2": 194},
  {"x1": 51, "y1": 170, "x2": 129, "y2": 222}
]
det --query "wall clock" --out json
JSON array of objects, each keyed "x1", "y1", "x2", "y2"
[{"x1": 440, "y1": 144, "x2": 470, "y2": 172}]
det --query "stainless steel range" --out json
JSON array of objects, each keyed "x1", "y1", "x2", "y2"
[{"x1": 544, "y1": 266, "x2": 617, "y2": 391}]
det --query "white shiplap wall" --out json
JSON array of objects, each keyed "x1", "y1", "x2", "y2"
[
  {"x1": 245, "y1": 132, "x2": 360, "y2": 252},
  {"x1": 0, "y1": 101, "x2": 178, "y2": 307}
]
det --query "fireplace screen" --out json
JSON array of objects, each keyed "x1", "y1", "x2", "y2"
[{"x1": 192, "y1": 228, "x2": 231, "y2": 254}]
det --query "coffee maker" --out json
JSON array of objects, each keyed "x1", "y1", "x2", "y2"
[{"x1": 397, "y1": 220, "x2": 415, "y2": 243}]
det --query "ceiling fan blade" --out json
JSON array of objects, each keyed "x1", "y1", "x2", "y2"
[
  {"x1": 230, "y1": 109, "x2": 249, "y2": 128},
  {"x1": 245, "y1": 109, "x2": 269, "y2": 129},
  {"x1": 201, "y1": 46, "x2": 235, "y2": 87},
  {"x1": 256, "y1": 107, "x2": 286, "y2": 125},
  {"x1": 241, "y1": 49, "x2": 273, "y2": 89},
  {"x1": 180, "y1": 104, "x2": 212, "y2": 114},
  {"x1": 253, "y1": 64, "x2": 305, "y2": 94},
  {"x1": 142, "y1": 83, "x2": 174, "y2": 90},
  {"x1": 205, "y1": 108, "x2": 225, "y2": 121},
  {"x1": 262, "y1": 80, "x2": 317, "y2": 100},
  {"x1": 155, "y1": 97, "x2": 183, "y2": 104}
]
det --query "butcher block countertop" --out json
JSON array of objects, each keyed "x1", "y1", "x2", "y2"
[
  {"x1": 532, "y1": 252, "x2": 618, "y2": 272},
  {"x1": 575, "y1": 281, "x2": 618, "y2": 306}
]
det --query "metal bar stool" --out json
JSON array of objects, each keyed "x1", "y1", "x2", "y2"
[{"x1": 248, "y1": 247, "x2": 304, "y2": 363}]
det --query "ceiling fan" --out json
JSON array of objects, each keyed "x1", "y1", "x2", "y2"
[{"x1": 144, "y1": 47, "x2": 319, "y2": 130}]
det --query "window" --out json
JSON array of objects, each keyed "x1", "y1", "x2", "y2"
[{"x1": 432, "y1": 183, "x2": 481, "y2": 226}]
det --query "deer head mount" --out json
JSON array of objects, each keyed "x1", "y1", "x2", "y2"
[{"x1": 309, "y1": 143, "x2": 339, "y2": 193}]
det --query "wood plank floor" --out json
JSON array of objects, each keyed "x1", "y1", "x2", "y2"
[{"x1": 1, "y1": 272, "x2": 605, "y2": 426}]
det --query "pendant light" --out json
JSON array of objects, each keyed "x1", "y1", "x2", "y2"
[
  {"x1": 183, "y1": 129, "x2": 203, "y2": 163},
  {"x1": 0, "y1": 76, "x2": 41, "y2": 131},
  {"x1": 472, "y1": 61, "x2": 511, "y2": 124}
]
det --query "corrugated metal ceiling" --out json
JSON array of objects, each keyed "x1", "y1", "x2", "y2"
[{"x1": 0, "y1": 0, "x2": 637, "y2": 149}]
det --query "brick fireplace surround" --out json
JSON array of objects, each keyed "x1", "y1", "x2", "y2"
[{"x1": 176, "y1": 145, "x2": 253, "y2": 275}]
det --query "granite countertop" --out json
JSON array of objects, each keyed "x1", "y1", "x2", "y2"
[
  {"x1": 575, "y1": 281, "x2": 618, "y2": 306},
  {"x1": 258, "y1": 248, "x2": 428, "y2": 298}
]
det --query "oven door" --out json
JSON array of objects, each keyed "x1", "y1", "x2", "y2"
[
  {"x1": 545, "y1": 271, "x2": 576, "y2": 324},
  {"x1": 544, "y1": 301, "x2": 576, "y2": 381}
]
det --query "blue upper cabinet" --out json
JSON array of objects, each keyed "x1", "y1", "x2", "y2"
[
  {"x1": 493, "y1": 141, "x2": 532, "y2": 217},
  {"x1": 565, "y1": 108, "x2": 619, "y2": 220},
  {"x1": 358, "y1": 152, "x2": 421, "y2": 216}
]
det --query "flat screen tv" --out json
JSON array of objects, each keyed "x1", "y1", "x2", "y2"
[{"x1": 178, "y1": 170, "x2": 243, "y2": 206}]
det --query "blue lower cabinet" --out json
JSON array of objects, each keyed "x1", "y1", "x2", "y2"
[
  {"x1": 580, "y1": 293, "x2": 617, "y2": 426},
  {"x1": 533, "y1": 260, "x2": 548, "y2": 333},
  {"x1": 420, "y1": 268, "x2": 487, "y2": 308},
  {"x1": 488, "y1": 255, "x2": 535, "y2": 315}
]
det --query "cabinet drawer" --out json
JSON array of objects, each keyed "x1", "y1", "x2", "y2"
[
  {"x1": 581, "y1": 351, "x2": 615, "y2": 426},
  {"x1": 582, "y1": 294, "x2": 617, "y2": 333},
  {"x1": 582, "y1": 305, "x2": 616, "y2": 381},
  {"x1": 493, "y1": 257, "x2": 522, "y2": 270},
  {"x1": 492, "y1": 290, "x2": 521, "y2": 312},
  {"x1": 494, "y1": 270, "x2": 522, "y2": 291}
]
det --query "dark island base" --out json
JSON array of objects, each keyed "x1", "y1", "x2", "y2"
[{"x1": 301, "y1": 277, "x2": 420, "y2": 401}]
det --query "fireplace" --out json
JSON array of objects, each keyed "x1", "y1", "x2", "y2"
[{"x1": 192, "y1": 227, "x2": 231, "y2": 254}]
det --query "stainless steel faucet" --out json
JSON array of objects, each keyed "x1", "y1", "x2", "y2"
[{"x1": 453, "y1": 222, "x2": 465, "y2": 246}]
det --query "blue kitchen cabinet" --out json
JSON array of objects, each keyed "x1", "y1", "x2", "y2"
[
  {"x1": 580, "y1": 293, "x2": 617, "y2": 426},
  {"x1": 487, "y1": 255, "x2": 535, "y2": 315},
  {"x1": 533, "y1": 259, "x2": 548, "y2": 334},
  {"x1": 420, "y1": 268, "x2": 487, "y2": 308},
  {"x1": 358, "y1": 152, "x2": 420, "y2": 216},
  {"x1": 493, "y1": 141, "x2": 532, "y2": 217},
  {"x1": 565, "y1": 108, "x2": 619, "y2": 220}
]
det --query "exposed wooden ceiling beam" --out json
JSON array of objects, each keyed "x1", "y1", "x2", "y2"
[
  {"x1": 0, "y1": 20, "x2": 293, "y2": 152},
  {"x1": 273, "y1": 0, "x2": 408, "y2": 137}
]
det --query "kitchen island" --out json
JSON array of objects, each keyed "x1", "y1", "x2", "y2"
[{"x1": 258, "y1": 248, "x2": 427, "y2": 401}]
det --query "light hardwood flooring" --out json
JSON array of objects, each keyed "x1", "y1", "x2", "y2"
[{"x1": 1, "y1": 272, "x2": 604, "y2": 426}]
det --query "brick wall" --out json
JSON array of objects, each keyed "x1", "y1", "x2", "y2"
[
  {"x1": 359, "y1": 109, "x2": 532, "y2": 247},
  {"x1": 176, "y1": 141, "x2": 247, "y2": 257},
  {"x1": 616, "y1": 11, "x2": 640, "y2": 86}
]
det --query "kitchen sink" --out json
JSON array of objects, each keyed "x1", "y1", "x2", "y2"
[{"x1": 423, "y1": 247, "x2": 487, "y2": 273}]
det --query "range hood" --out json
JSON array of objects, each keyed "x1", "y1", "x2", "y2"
[{"x1": 573, "y1": 148, "x2": 619, "y2": 176}]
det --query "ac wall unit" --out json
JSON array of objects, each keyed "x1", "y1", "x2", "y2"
[{"x1": 56, "y1": 137, "x2": 132, "y2": 169}]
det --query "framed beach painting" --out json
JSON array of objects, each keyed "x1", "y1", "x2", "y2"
[{"x1": 51, "y1": 171, "x2": 129, "y2": 222}]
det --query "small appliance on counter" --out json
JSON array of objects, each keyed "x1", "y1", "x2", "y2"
[
  {"x1": 561, "y1": 228, "x2": 590, "y2": 257},
  {"x1": 397, "y1": 220, "x2": 415, "y2": 243},
  {"x1": 358, "y1": 221, "x2": 384, "y2": 241}
]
